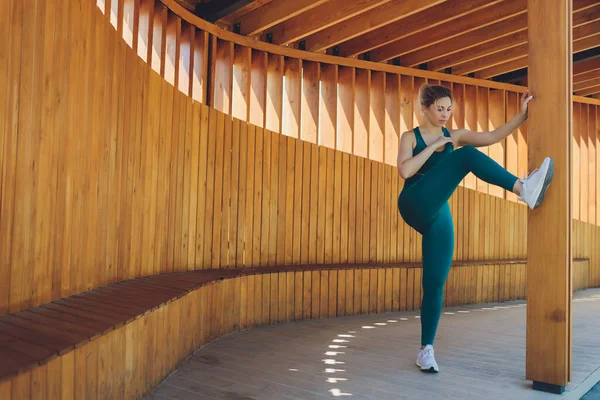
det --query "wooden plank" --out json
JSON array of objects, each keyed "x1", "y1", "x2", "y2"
[
  {"x1": 305, "y1": 0, "x2": 446, "y2": 52},
  {"x1": 265, "y1": 53, "x2": 283, "y2": 133},
  {"x1": 325, "y1": 148, "x2": 335, "y2": 264},
  {"x1": 574, "y1": 103, "x2": 581, "y2": 220},
  {"x1": 213, "y1": 39, "x2": 233, "y2": 114},
  {"x1": 282, "y1": 58, "x2": 301, "y2": 139},
  {"x1": 354, "y1": 69, "x2": 370, "y2": 159},
  {"x1": 249, "y1": 49, "x2": 267, "y2": 127},
  {"x1": 237, "y1": 0, "x2": 330, "y2": 36},
  {"x1": 526, "y1": 0, "x2": 572, "y2": 387},
  {"x1": 506, "y1": 91, "x2": 520, "y2": 202},
  {"x1": 252, "y1": 127, "x2": 265, "y2": 266},
  {"x1": 590, "y1": 106, "x2": 597, "y2": 225},
  {"x1": 192, "y1": 30, "x2": 208, "y2": 102},
  {"x1": 319, "y1": 64, "x2": 337, "y2": 149},
  {"x1": 308, "y1": 144, "x2": 319, "y2": 264},
  {"x1": 338, "y1": 0, "x2": 500, "y2": 58},
  {"x1": 268, "y1": 0, "x2": 390, "y2": 46},
  {"x1": 177, "y1": 22, "x2": 192, "y2": 96},
  {"x1": 232, "y1": 46, "x2": 251, "y2": 122},
  {"x1": 581, "y1": 104, "x2": 590, "y2": 223},
  {"x1": 426, "y1": 26, "x2": 528, "y2": 71},
  {"x1": 301, "y1": 61, "x2": 320, "y2": 144},
  {"x1": 384, "y1": 73, "x2": 400, "y2": 166},
  {"x1": 267, "y1": 131, "x2": 280, "y2": 265},
  {"x1": 488, "y1": 89, "x2": 506, "y2": 198},
  {"x1": 337, "y1": 67, "x2": 354, "y2": 154},
  {"x1": 370, "y1": 1, "x2": 527, "y2": 62},
  {"x1": 476, "y1": 87, "x2": 490, "y2": 194},
  {"x1": 333, "y1": 151, "x2": 343, "y2": 264},
  {"x1": 292, "y1": 140, "x2": 304, "y2": 264},
  {"x1": 370, "y1": 71, "x2": 385, "y2": 163}
]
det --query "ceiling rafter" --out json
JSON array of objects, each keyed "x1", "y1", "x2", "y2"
[
  {"x1": 336, "y1": 0, "x2": 498, "y2": 58},
  {"x1": 574, "y1": 77, "x2": 600, "y2": 91},
  {"x1": 474, "y1": 33, "x2": 600, "y2": 79},
  {"x1": 408, "y1": 2, "x2": 597, "y2": 71},
  {"x1": 575, "y1": 69, "x2": 600, "y2": 84},
  {"x1": 403, "y1": 15, "x2": 527, "y2": 69},
  {"x1": 369, "y1": 0, "x2": 527, "y2": 62},
  {"x1": 234, "y1": 0, "x2": 331, "y2": 36},
  {"x1": 265, "y1": 0, "x2": 391, "y2": 46},
  {"x1": 575, "y1": 56, "x2": 600, "y2": 75},
  {"x1": 301, "y1": 0, "x2": 446, "y2": 53},
  {"x1": 576, "y1": 85, "x2": 600, "y2": 96},
  {"x1": 451, "y1": 11, "x2": 600, "y2": 77}
]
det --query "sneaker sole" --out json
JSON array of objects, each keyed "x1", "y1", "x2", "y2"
[
  {"x1": 416, "y1": 361, "x2": 439, "y2": 373},
  {"x1": 533, "y1": 157, "x2": 554, "y2": 210}
]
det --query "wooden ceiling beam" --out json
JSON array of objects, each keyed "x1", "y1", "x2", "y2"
[
  {"x1": 454, "y1": 29, "x2": 600, "y2": 77},
  {"x1": 575, "y1": 70, "x2": 600, "y2": 84},
  {"x1": 574, "y1": 77, "x2": 600, "y2": 91},
  {"x1": 574, "y1": 69, "x2": 600, "y2": 84},
  {"x1": 473, "y1": 33, "x2": 600, "y2": 79},
  {"x1": 194, "y1": 0, "x2": 255, "y2": 22},
  {"x1": 399, "y1": 1, "x2": 596, "y2": 69},
  {"x1": 217, "y1": 0, "x2": 275, "y2": 24},
  {"x1": 302, "y1": 0, "x2": 446, "y2": 53},
  {"x1": 475, "y1": 56, "x2": 528, "y2": 80},
  {"x1": 336, "y1": 0, "x2": 496, "y2": 58},
  {"x1": 235, "y1": 0, "x2": 331, "y2": 36},
  {"x1": 574, "y1": 55, "x2": 600, "y2": 75},
  {"x1": 573, "y1": 0, "x2": 600, "y2": 12},
  {"x1": 265, "y1": 0, "x2": 391, "y2": 46},
  {"x1": 452, "y1": 43, "x2": 528, "y2": 76},
  {"x1": 428, "y1": 30, "x2": 528, "y2": 71},
  {"x1": 575, "y1": 84, "x2": 600, "y2": 97},
  {"x1": 369, "y1": 0, "x2": 527, "y2": 62},
  {"x1": 406, "y1": 15, "x2": 527, "y2": 69}
]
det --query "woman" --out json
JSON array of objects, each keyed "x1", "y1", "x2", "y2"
[{"x1": 396, "y1": 84, "x2": 554, "y2": 373}]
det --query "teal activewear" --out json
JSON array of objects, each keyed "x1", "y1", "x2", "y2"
[{"x1": 397, "y1": 127, "x2": 518, "y2": 346}]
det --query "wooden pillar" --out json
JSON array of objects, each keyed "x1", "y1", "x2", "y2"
[{"x1": 526, "y1": 0, "x2": 572, "y2": 394}]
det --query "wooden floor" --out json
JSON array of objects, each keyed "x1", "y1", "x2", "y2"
[{"x1": 148, "y1": 288, "x2": 600, "y2": 400}]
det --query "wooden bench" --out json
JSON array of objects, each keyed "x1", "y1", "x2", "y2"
[{"x1": 0, "y1": 258, "x2": 590, "y2": 386}]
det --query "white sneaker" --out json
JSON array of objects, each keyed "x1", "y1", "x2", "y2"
[
  {"x1": 518, "y1": 157, "x2": 554, "y2": 210},
  {"x1": 416, "y1": 345, "x2": 439, "y2": 373}
]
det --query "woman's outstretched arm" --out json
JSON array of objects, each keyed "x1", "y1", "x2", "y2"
[{"x1": 451, "y1": 89, "x2": 534, "y2": 148}]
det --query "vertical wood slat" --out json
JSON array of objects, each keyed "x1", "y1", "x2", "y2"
[
  {"x1": 211, "y1": 38, "x2": 233, "y2": 114},
  {"x1": 301, "y1": 62, "x2": 320, "y2": 144},
  {"x1": 320, "y1": 64, "x2": 337, "y2": 150},
  {"x1": 488, "y1": 89, "x2": 506, "y2": 198},
  {"x1": 232, "y1": 45, "x2": 251, "y2": 122},
  {"x1": 354, "y1": 69, "x2": 370, "y2": 159},
  {"x1": 249, "y1": 49, "x2": 267, "y2": 128},
  {"x1": 283, "y1": 58, "x2": 302, "y2": 139},
  {"x1": 337, "y1": 67, "x2": 354, "y2": 153},
  {"x1": 369, "y1": 71, "x2": 385, "y2": 163}
]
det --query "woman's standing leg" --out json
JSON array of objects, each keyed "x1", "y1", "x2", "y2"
[{"x1": 420, "y1": 202, "x2": 454, "y2": 346}]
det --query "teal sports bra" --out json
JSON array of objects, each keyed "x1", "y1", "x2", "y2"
[{"x1": 402, "y1": 126, "x2": 454, "y2": 190}]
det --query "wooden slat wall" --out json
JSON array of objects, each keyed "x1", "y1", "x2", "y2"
[{"x1": 1, "y1": 0, "x2": 600, "y2": 319}]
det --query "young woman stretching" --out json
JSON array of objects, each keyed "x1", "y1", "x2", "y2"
[{"x1": 396, "y1": 85, "x2": 554, "y2": 373}]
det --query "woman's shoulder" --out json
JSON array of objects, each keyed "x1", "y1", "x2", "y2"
[{"x1": 400, "y1": 129, "x2": 417, "y2": 144}]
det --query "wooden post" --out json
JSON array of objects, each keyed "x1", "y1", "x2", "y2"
[{"x1": 526, "y1": 0, "x2": 572, "y2": 394}]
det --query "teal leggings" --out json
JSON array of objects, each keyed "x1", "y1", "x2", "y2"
[{"x1": 397, "y1": 146, "x2": 518, "y2": 346}]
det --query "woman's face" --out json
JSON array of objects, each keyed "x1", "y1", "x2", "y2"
[{"x1": 422, "y1": 97, "x2": 452, "y2": 128}]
